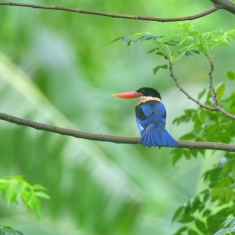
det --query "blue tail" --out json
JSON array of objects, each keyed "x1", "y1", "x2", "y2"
[{"x1": 138, "y1": 124, "x2": 178, "y2": 148}]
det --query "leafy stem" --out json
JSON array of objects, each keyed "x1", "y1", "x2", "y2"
[
  {"x1": 118, "y1": 23, "x2": 235, "y2": 119},
  {"x1": 0, "y1": 175, "x2": 50, "y2": 220}
]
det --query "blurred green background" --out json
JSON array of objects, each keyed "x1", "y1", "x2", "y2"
[{"x1": 0, "y1": 0, "x2": 235, "y2": 234}]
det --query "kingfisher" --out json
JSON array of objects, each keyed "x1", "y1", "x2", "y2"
[{"x1": 114, "y1": 87, "x2": 178, "y2": 148}]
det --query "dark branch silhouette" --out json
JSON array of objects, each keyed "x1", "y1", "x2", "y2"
[
  {"x1": 0, "y1": 2, "x2": 218, "y2": 22},
  {"x1": 0, "y1": 112, "x2": 235, "y2": 151}
]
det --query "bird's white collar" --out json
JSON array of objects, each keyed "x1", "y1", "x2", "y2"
[{"x1": 138, "y1": 96, "x2": 161, "y2": 105}]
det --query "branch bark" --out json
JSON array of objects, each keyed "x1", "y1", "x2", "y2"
[
  {"x1": 211, "y1": 0, "x2": 235, "y2": 14},
  {"x1": 169, "y1": 63, "x2": 235, "y2": 120},
  {"x1": 208, "y1": 64, "x2": 235, "y2": 119},
  {"x1": 0, "y1": 112, "x2": 235, "y2": 151},
  {"x1": 208, "y1": 64, "x2": 219, "y2": 107},
  {"x1": 0, "y1": 2, "x2": 218, "y2": 22},
  {"x1": 168, "y1": 63, "x2": 217, "y2": 111},
  {"x1": 208, "y1": 63, "x2": 235, "y2": 119}
]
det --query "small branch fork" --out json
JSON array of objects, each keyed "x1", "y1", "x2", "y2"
[
  {"x1": 0, "y1": 112, "x2": 235, "y2": 151},
  {"x1": 169, "y1": 63, "x2": 235, "y2": 120},
  {"x1": 208, "y1": 64, "x2": 235, "y2": 119},
  {"x1": 169, "y1": 63, "x2": 217, "y2": 111},
  {"x1": 210, "y1": 0, "x2": 235, "y2": 14},
  {"x1": 0, "y1": 2, "x2": 218, "y2": 22}
]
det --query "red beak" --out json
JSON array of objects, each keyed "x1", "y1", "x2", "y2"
[{"x1": 113, "y1": 91, "x2": 141, "y2": 99}]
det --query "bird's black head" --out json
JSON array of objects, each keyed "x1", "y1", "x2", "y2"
[{"x1": 136, "y1": 87, "x2": 161, "y2": 100}]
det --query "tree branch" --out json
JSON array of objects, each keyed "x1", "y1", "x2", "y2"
[
  {"x1": 169, "y1": 63, "x2": 235, "y2": 120},
  {"x1": 168, "y1": 63, "x2": 217, "y2": 111},
  {"x1": 208, "y1": 64, "x2": 219, "y2": 107},
  {"x1": 0, "y1": 2, "x2": 218, "y2": 22},
  {"x1": 211, "y1": 0, "x2": 235, "y2": 14},
  {"x1": 208, "y1": 64, "x2": 235, "y2": 119},
  {"x1": 0, "y1": 112, "x2": 235, "y2": 151}
]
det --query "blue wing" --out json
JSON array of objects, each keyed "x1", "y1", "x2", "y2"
[
  {"x1": 135, "y1": 101, "x2": 166, "y2": 135},
  {"x1": 135, "y1": 100, "x2": 177, "y2": 148}
]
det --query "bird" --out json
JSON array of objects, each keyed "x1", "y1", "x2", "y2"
[{"x1": 113, "y1": 87, "x2": 178, "y2": 148}]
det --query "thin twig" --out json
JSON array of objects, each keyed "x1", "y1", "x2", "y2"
[
  {"x1": 0, "y1": 112, "x2": 235, "y2": 151},
  {"x1": 169, "y1": 63, "x2": 235, "y2": 120},
  {"x1": 208, "y1": 63, "x2": 219, "y2": 107},
  {"x1": 168, "y1": 63, "x2": 217, "y2": 111},
  {"x1": 216, "y1": 106, "x2": 235, "y2": 119},
  {"x1": 208, "y1": 64, "x2": 235, "y2": 119},
  {"x1": 0, "y1": 2, "x2": 218, "y2": 22}
]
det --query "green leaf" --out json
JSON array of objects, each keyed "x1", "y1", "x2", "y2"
[
  {"x1": 130, "y1": 38, "x2": 140, "y2": 45},
  {"x1": 225, "y1": 188, "x2": 233, "y2": 203},
  {"x1": 5, "y1": 182, "x2": 16, "y2": 206},
  {"x1": 202, "y1": 209, "x2": 211, "y2": 217},
  {"x1": 232, "y1": 162, "x2": 235, "y2": 177},
  {"x1": 185, "y1": 51, "x2": 194, "y2": 56},
  {"x1": 16, "y1": 183, "x2": 27, "y2": 200},
  {"x1": 222, "y1": 160, "x2": 232, "y2": 174},
  {"x1": 33, "y1": 184, "x2": 46, "y2": 191},
  {"x1": 222, "y1": 218, "x2": 235, "y2": 227},
  {"x1": 25, "y1": 191, "x2": 35, "y2": 205},
  {"x1": 188, "y1": 229, "x2": 199, "y2": 235},
  {"x1": 190, "y1": 149, "x2": 198, "y2": 158},
  {"x1": 191, "y1": 50, "x2": 200, "y2": 55},
  {"x1": 198, "y1": 89, "x2": 206, "y2": 100},
  {"x1": 152, "y1": 64, "x2": 167, "y2": 74},
  {"x1": 172, "y1": 149, "x2": 184, "y2": 166},
  {"x1": 141, "y1": 34, "x2": 157, "y2": 42},
  {"x1": 147, "y1": 48, "x2": 159, "y2": 53},
  {"x1": 227, "y1": 71, "x2": 235, "y2": 80},
  {"x1": 183, "y1": 150, "x2": 191, "y2": 159},
  {"x1": 30, "y1": 196, "x2": 41, "y2": 220},
  {"x1": 178, "y1": 215, "x2": 195, "y2": 223},
  {"x1": 216, "y1": 83, "x2": 225, "y2": 99},
  {"x1": 185, "y1": 50, "x2": 200, "y2": 56},
  {"x1": 180, "y1": 132, "x2": 194, "y2": 140},
  {"x1": 161, "y1": 64, "x2": 168, "y2": 69},
  {"x1": 35, "y1": 191, "x2": 50, "y2": 200},
  {"x1": 156, "y1": 51, "x2": 165, "y2": 56},
  {"x1": 121, "y1": 36, "x2": 130, "y2": 44},
  {"x1": 110, "y1": 37, "x2": 123, "y2": 43},
  {"x1": 153, "y1": 66, "x2": 161, "y2": 74},
  {"x1": 0, "y1": 226, "x2": 23, "y2": 235},
  {"x1": 172, "y1": 206, "x2": 184, "y2": 223},
  {"x1": 173, "y1": 226, "x2": 188, "y2": 235},
  {"x1": 195, "y1": 219, "x2": 207, "y2": 233},
  {"x1": 191, "y1": 196, "x2": 200, "y2": 213}
]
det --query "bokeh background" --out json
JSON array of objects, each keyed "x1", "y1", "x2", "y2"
[{"x1": 0, "y1": 0, "x2": 235, "y2": 234}]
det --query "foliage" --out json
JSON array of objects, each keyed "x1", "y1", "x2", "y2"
[
  {"x1": 0, "y1": 53, "x2": 146, "y2": 235},
  {"x1": 172, "y1": 76, "x2": 235, "y2": 163},
  {"x1": 1, "y1": 1, "x2": 235, "y2": 234},
  {"x1": 168, "y1": 28, "x2": 235, "y2": 234},
  {"x1": 119, "y1": 23, "x2": 235, "y2": 66},
  {"x1": 214, "y1": 218, "x2": 235, "y2": 235},
  {"x1": 0, "y1": 225, "x2": 23, "y2": 235},
  {"x1": 117, "y1": 23, "x2": 235, "y2": 234},
  {"x1": 172, "y1": 152, "x2": 235, "y2": 234},
  {"x1": 0, "y1": 175, "x2": 50, "y2": 220}
]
